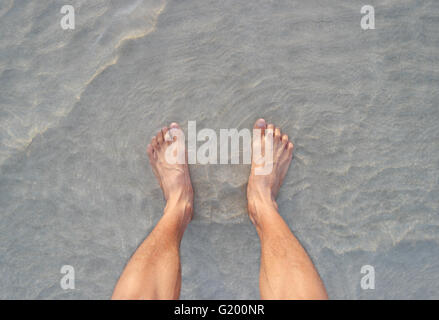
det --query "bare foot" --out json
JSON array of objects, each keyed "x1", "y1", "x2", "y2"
[
  {"x1": 147, "y1": 123, "x2": 193, "y2": 223},
  {"x1": 247, "y1": 119, "x2": 294, "y2": 225}
]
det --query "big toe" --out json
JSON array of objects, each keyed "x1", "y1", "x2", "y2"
[
  {"x1": 253, "y1": 119, "x2": 267, "y2": 143},
  {"x1": 252, "y1": 119, "x2": 267, "y2": 159},
  {"x1": 253, "y1": 118, "x2": 266, "y2": 130},
  {"x1": 168, "y1": 122, "x2": 184, "y2": 143}
]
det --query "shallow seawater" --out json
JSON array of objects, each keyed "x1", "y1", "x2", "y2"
[{"x1": 0, "y1": 0, "x2": 438, "y2": 299}]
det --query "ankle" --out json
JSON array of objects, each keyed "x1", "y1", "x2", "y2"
[
  {"x1": 166, "y1": 189, "x2": 193, "y2": 207},
  {"x1": 165, "y1": 196, "x2": 193, "y2": 212},
  {"x1": 165, "y1": 194, "x2": 193, "y2": 218},
  {"x1": 247, "y1": 194, "x2": 279, "y2": 227}
]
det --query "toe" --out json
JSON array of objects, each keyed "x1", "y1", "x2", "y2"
[
  {"x1": 163, "y1": 127, "x2": 172, "y2": 143},
  {"x1": 147, "y1": 144, "x2": 154, "y2": 157},
  {"x1": 161, "y1": 126, "x2": 169, "y2": 143},
  {"x1": 151, "y1": 136, "x2": 158, "y2": 149},
  {"x1": 266, "y1": 124, "x2": 275, "y2": 140},
  {"x1": 282, "y1": 134, "x2": 289, "y2": 146},
  {"x1": 254, "y1": 118, "x2": 266, "y2": 129},
  {"x1": 157, "y1": 128, "x2": 165, "y2": 144},
  {"x1": 264, "y1": 124, "x2": 275, "y2": 155},
  {"x1": 288, "y1": 141, "x2": 294, "y2": 155},
  {"x1": 253, "y1": 118, "x2": 266, "y2": 137},
  {"x1": 169, "y1": 122, "x2": 182, "y2": 142},
  {"x1": 275, "y1": 127, "x2": 282, "y2": 141},
  {"x1": 252, "y1": 119, "x2": 266, "y2": 159}
]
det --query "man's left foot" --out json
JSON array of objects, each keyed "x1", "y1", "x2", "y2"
[{"x1": 147, "y1": 123, "x2": 193, "y2": 222}]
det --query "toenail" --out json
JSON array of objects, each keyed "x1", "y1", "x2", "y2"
[{"x1": 256, "y1": 119, "x2": 266, "y2": 128}]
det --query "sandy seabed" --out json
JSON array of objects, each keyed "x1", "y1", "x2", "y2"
[{"x1": 0, "y1": 0, "x2": 438, "y2": 299}]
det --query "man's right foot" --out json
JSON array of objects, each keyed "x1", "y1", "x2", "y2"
[{"x1": 247, "y1": 119, "x2": 294, "y2": 225}]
